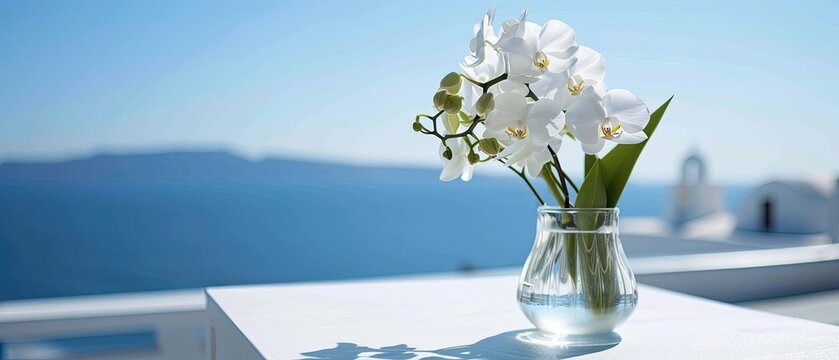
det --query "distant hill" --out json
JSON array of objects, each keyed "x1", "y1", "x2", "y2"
[{"x1": 0, "y1": 151, "x2": 443, "y2": 182}]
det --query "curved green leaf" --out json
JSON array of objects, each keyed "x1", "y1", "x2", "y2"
[
  {"x1": 584, "y1": 154, "x2": 597, "y2": 178},
  {"x1": 575, "y1": 158, "x2": 607, "y2": 208}
]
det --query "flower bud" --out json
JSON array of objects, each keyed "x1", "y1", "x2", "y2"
[
  {"x1": 475, "y1": 93, "x2": 495, "y2": 118},
  {"x1": 478, "y1": 138, "x2": 502, "y2": 155},
  {"x1": 467, "y1": 151, "x2": 480, "y2": 165},
  {"x1": 412, "y1": 122, "x2": 423, "y2": 132},
  {"x1": 439, "y1": 72, "x2": 462, "y2": 94},
  {"x1": 433, "y1": 90, "x2": 448, "y2": 111},
  {"x1": 442, "y1": 147, "x2": 453, "y2": 160},
  {"x1": 443, "y1": 95, "x2": 463, "y2": 114}
]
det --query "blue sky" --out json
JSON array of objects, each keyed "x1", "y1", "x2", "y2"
[{"x1": 0, "y1": 0, "x2": 837, "y2": 182}]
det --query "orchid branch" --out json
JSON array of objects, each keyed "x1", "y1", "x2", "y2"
[
  {"x1": 549, "y1": 162, "x2": 580, "y2": 193},
  {"x1": 548, "y1": 145, "x2": 571, "y2": 207},
  {"x1": 500, "y1": 159, "x2": 545, "y2": 206},
  {"x1": 480, "y1": 73, "x2": 508, "y2": 92}
]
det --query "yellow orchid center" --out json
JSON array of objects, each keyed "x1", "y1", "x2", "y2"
[
  {"x1": 567, "y1": 76, "x2": 585, "y2": 95},
  {"x1": 507, "y1": 123, "x2": 528, "y2": 139},
  {"x1": 533, "y1": 51, "x2": 550, "y2": 70},
  {"x1": 600, "y1": 117, "x2": 622, "y2": 139}
]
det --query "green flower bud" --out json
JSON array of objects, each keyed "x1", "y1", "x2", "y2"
[
  {"x1": 442, "y1": 147, "x2": 453, "y2": 160},
  {"x1": 433, "y1": 90, "x2": 448, "y2": 111},
  {"x1": 467, "y1": 151, "x2": 480, "y2": 165},
  {"x1": 412, "y1": 122, "x2": 424, "y2": 132},
  {"x1": 478, "y1": 138, "x2": 502, "y2": 155},
  {"x1": 475, "y1": 93, "x2": 495, "y2": 118},
  {"x1": 439, "y1": 72, "x2": 462, "y2": 94},
  {"x1": 443, "y1": 95, "x2": 463, "y2": 115}
]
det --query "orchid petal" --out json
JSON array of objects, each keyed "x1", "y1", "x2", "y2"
[
  {"x1": 505, "y1": 141, "x2": 541, "y2": 165},
  {"x1": 485, "y1": 92, "x2": 528, "y2": 133},
  {"x1": 460, "y1": 164, "x2": 475, "y2": 181},
  {"x1": 603, "y1": 89, "x2": 649, "y2": 133},
  {"x1": 491, "y1": 80, "x2": 529, "y2": 96},
  {"x1": 565, "y1": 87, "x2": 606, "y2": 144},
  {"x1": 611, "y1": 131, "x2": 648, "y2": 144},
  {"x1": 463, "y1": 7, "x2": 497, "y2": 68},
  {"x1": 526, "y1": 99, "x2": 565, "y2": 144},
  {"x1": 526, "y1": 156, "x2": 546, "y2": 178},
  {"x1": 497, "y1": 140, "x2": 525, "y2": 160},
  {"x1": 572, "y1": 46, "x2": 605, "y2": 84},
  {"x1": 439, "y1": 157, "x2": 466, "y2": 181},
  {"x1": 581, "y1": 137, "x2": 605, "y2": 155},
  {"x1": 540, "y1": 20, "x2": 575, "y2": 48},
  {"x1": 527, "y1": 69, "x2": 565, "y2": 100}
]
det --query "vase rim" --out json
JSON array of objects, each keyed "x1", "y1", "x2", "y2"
[{"x1": 537, "y1": 206, "x2": 619, "y2": 212}]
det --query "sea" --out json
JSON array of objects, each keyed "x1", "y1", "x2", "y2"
[{"x1": 0, "y1": 153, "x2": 750, "y2": 301}]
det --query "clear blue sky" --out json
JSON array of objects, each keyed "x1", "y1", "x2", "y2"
[{"x1": 1, "y1": 0, "x2": 836, "y2": 182}]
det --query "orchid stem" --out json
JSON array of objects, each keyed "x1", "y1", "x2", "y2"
[
  {"x1": 548, "y1": 145, "x2": 571, "y2": 208},
  {"x1": 480, "y1": 74, "x2": 508, "y2": 92},
  {"x1": 499, "y1": 159, "x2": 545, "y2": 206},
  {"x1": 550, "y1": 163, "x2": 579, "y2": 193},
  {"x1": 510, "y1": 166, "x2": 546, "y2": 206}
]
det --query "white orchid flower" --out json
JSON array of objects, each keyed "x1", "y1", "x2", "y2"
[
  {"x1": 439, "y1": 137, "x2": 474, "y2": 182},
  {"x1": 494, "y1": 12, "x2": 579, "y2": 83},
  {"x1": 483, "y1": 93, "x2": 565, "y2": 166},
  {"x1": 463, "y1": 6, "x2": 497, "y2": 68},
  {"x1": 566, "y1": 87, "x2": 650, "y2": 154},
  {"x1": 530, "y1": 46, "x2": 606, "y2": 107}
]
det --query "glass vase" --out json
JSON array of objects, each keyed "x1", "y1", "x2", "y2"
[{"x1": 517, "y1": 207, "x2": 637, "y2": 338}]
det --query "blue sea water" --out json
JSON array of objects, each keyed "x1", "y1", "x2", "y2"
[{"x1": 0, "y1": 156, "x2": 750, "y2": 301}]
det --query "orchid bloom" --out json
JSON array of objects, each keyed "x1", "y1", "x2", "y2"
[
  {"x1": 463, "y1": 6, "x2": 497, "y2": 68},
  {"x1": 530, "y1": 46, "x2": 606, "y2": 107},
  {"x1": 566, "y1": 87, "x2": 650, "y2": 154},
  {"x1": 494, "y1": 12, "x2": 579, "y2": 83},
  {"x1": 439, "y1": 137, "x2": 474, "y2": 182},
  {"x1": 483, "y1": 93, "x2": 565, "y2": 166}
]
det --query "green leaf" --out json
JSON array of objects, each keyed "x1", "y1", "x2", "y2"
[
  {"x1": 540, "y1": 163, "x2": 565, "y2": 206},
  {"x1": 600, "y1": 96, "x2": 673, "y2": 207},
  {"x1": 584, "y1": 154, "x2": 597, "y2": 177},
  {"x1": 575, "y1": 158, "x2": 607, "y2": 208}
]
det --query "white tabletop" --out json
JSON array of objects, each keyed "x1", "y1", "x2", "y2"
[{"x1": 206, "y1": 274, "x2": 839, "y2": 359}]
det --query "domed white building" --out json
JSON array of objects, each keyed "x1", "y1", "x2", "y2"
[{"x1": 736, "y1": 179, "x2": 838, "y2": 236}]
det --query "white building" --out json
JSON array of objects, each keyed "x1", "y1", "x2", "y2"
[
  {"x1": 626, "y1": 151, "x2": 839, "y2": 244},
  {"x1": 736, "y1": 179, "x2": 839, "y2": 241}
]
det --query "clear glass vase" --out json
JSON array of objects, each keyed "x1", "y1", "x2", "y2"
[{"x1": 517, "y1": 207, "x2": 637, "y2": 337}]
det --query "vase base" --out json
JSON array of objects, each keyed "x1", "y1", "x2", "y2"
[
  {"x1": 453, "y1": 329, "x2": 621, "y2": 359},
  {"x1": 516, "y1": 330, "x2": 622, "y2": 348}
]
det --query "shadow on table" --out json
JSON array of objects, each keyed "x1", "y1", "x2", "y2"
[{"x1": 298, "y1": 329, "x2": 621, "y2": 359}]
